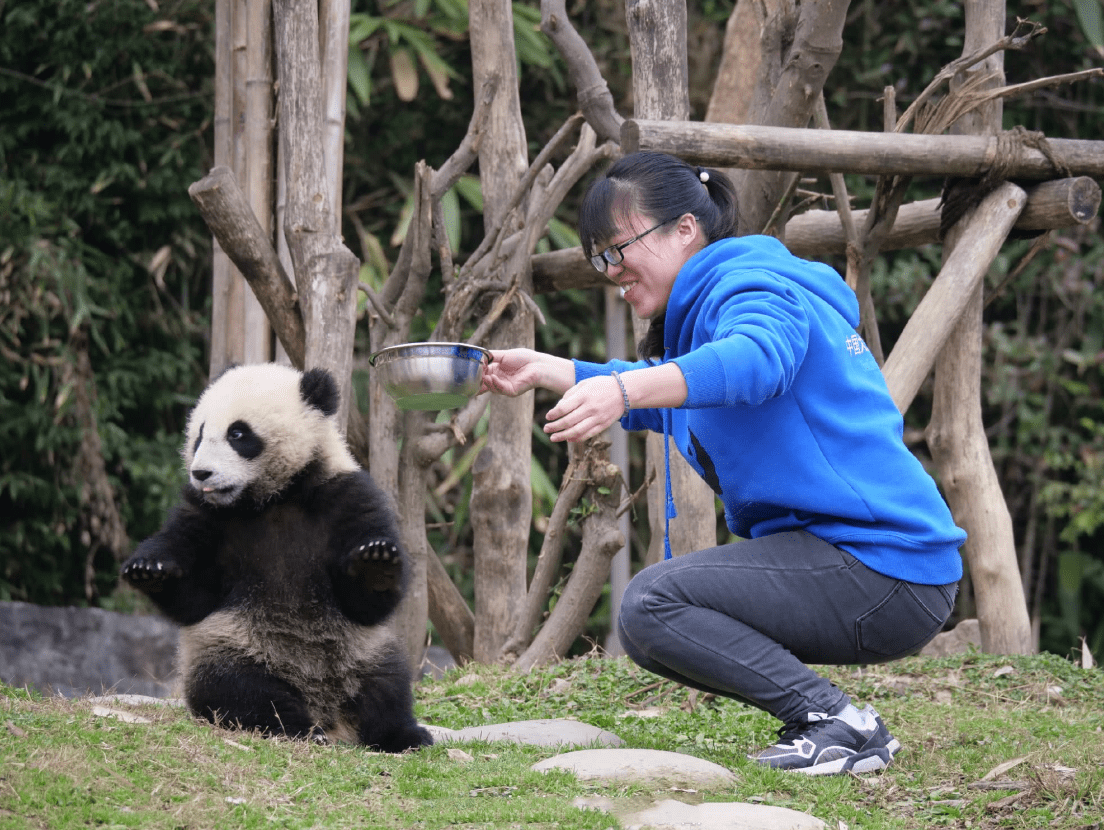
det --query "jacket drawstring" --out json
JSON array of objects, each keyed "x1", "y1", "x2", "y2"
[{"x1": 663, "y1": 407, "x2": 677, "y2": 560}]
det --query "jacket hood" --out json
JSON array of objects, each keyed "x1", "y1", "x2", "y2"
[{"x1": 673, "y1": 236, "x2": 858, "y2": 328}]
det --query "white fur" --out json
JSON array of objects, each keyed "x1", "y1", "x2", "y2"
[{"x1": 183, "y1": 364, "x2": 357, "y2": 506}]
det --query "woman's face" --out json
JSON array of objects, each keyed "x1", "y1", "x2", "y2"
[{"x1": 600, "y1": 213, "x2": 700, "y2": 319}]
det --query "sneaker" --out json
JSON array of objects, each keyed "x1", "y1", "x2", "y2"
[{"x1": 749, "y1": 704, "x2": 899, "y2": 776}]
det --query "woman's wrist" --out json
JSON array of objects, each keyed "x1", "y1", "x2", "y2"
[
  {"x1": 538, "y1": 354, "x2": 577, "y2": 394},
  {"x1": 610, "y1": 370, "x2": 631, "y2": 415}
]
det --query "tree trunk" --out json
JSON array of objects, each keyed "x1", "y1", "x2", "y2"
[
  {"x1": 209, "y1": 0, "x2": 238, "y2": 378},
  {"x1": 241, "y1": 0, "x2": 274, "y2": 365},
  {"x1": 926, "y1": 0, "x2": 1033, "y2": 655},
  {"x1": 704, "y1": 0, "x2": 775, "y2": 126},
  {"x1": 626, "y1": 0, "x2": 717, "y2": 565},
  {"x1": 467, "y1": 0, "x2": 533, "y2": 664},
  {"x1": 272, "y1": 0, "x2": 359, "y2": 427},
  {"x1": 733, "y1": 0, "x2": 848, "y2": 235}
]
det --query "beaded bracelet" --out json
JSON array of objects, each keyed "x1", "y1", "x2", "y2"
[{"x1": 610, "y1": 370, "x2": 631, "y2": 415}]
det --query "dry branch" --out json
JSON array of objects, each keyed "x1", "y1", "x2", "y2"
[
  {"x1": 539, "y1": 0, "x2": 622, "y2": 142},
  {"x1": 505, "y1": 447, "x2": 591, "y2": 656},
  {"x1": 188, "y1": 166, "x2": 306, "y2": 368},
  {"x1": 512, "y1": 439, "x2": 624, "y2": 672}
]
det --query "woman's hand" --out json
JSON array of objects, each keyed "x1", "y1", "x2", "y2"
[
  {"x1": 544, "y1": 375, "x2": 626, "y2": 443},
  {"x1": 479, "y1": 349, "x2": 574, "y2": 398}
]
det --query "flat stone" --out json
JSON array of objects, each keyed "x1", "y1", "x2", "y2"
[
  {"x1": 621, "y1": 798, "x2": 826, "y2": 830},
  {"x1": 87, "y1": 694, "x2": 184, "y2": 708},
  {"x1": 445, "y1": 718, "x2": 623, "y2": 748},
  {"x1": 425, "y1": 724, "x2": 461, "y2": 743},
  {"x1": 533, "y1": 747, "x2": 736, "y2": 788}
]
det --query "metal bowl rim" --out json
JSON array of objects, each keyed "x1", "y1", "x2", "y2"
[{"x1": 368, "y1": 341, "x2": 492, "y2": 366}]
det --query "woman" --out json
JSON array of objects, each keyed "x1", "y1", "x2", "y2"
[{"x1": 479, "y1": 151, "x2": 964, "y2": 776}]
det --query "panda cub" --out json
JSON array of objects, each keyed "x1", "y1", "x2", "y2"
[{"x1": 121, "y1": 363, "x2": 432, "y2": 752}]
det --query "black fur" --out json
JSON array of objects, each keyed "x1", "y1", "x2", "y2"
[
  {"x1": 122, "y1": 444, "x2": 431, "y2": 752},
  {"x1": 299, "y1": 367, "x2": 340, "y2": 417}
]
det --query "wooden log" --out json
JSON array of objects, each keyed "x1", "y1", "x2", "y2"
[
  {"x1": 188, "y1": 166, "x2": 306, "y2": 369},
  {"x1": 622, "y1": 119, "x2": 1104, "y2": 180},
  {"x1": 530, "y1": 176, "x2": 1099, "y2": 294},
  {"x1": 785, "y1": 176, "x2": 1100, "y2": 255},
  {"x1": 882, "y1": 181, "x2": 1027, "y2": 413}
]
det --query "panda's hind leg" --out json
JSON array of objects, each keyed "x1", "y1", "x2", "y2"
[
  {"x1": 347, "y1": 655, "x2": 433, "y2": 753},
  {"x1": 186, "y1": 659, "x2": 323, "y2": 741}
]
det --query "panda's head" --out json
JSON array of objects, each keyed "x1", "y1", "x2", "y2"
[{"x1": 183, "y1": 364, "x2": 358, "y2": 508}]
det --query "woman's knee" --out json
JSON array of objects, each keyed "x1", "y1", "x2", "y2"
[{"x1": 617, "y1": 569, "x2": 654, "y2": 635}]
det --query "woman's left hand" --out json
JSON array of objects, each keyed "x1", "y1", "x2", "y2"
[{"x1": 544, "y1": 375, "x2": 626, "y2": 443}]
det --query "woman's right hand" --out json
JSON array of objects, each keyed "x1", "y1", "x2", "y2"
[{"x1": 479, "y1": 349, "x2": 574, "y2": 397}]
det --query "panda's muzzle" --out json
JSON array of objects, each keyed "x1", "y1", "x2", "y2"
[{"x1": 191, "y1": 469, "x2": 239, "y2": 501}]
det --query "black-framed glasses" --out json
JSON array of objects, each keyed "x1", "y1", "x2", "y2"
[{"x1": 588, "y1": 218, "x2": 675, "y2": 273}]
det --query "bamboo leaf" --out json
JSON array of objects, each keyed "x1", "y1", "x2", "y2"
[
  {"x1": 414, "y1": 46, "x2": 456, "y2": 100},
  {"x1": 441, "y1": 185, "x2": 461, "y2": 254},
  {"x1": 453, "y1": 174, "x2": 482, "y2": 212},
  {"x1": 347, "y1": 13, "x2": 381, "y2": 43},
  {"x1": 347, "y1": 47, "x2": 372, "y2": 107},
  {"x1": 389, "y1": 47, "x2": 418, "y2": 102},
  {"x1": 1072, "y1": 0, "x2": 1104, "y2": 56}
]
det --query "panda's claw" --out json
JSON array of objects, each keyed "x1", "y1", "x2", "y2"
[
  {"x1": 121, "y1": 556, "x2": 183, "y2": 590},
  {"x1": 343, "y1": 540, "x2": 402, "y2": 590}
]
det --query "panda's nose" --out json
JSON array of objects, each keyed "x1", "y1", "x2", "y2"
[{"x1": 192, "y1": 469, "x2": 213, "y2": 482}]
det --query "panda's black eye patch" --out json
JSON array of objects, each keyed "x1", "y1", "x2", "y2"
[
  {"x1": 226, "y1": 420, "x2": 264, "y2": 459},
  {"x1": 193, "y1": 423, "x2": 204, "y2": 455}
]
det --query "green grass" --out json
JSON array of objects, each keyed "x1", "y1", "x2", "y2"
[{"x1": 2, "y1": 651, "x2": 1103, "y2": 829}]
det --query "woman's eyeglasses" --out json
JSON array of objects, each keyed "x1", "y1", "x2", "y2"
[{"x1": 588, "y1": 218, "x2": 674, "y2": 273}]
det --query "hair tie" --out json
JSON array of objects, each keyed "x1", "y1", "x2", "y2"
[{"x1": 698, "y1": 168, "x2": 710, "y2": 184}]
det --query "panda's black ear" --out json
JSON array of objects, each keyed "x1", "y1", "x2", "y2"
[{"x1": 300, "y1": 367, "x2": 340, "y2": 417}]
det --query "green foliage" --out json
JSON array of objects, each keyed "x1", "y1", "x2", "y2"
[{"x1": 0, "y1": 0, "x2": 211, "y2": 604}]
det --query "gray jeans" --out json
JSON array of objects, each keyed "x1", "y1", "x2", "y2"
[{"x1": 616, "y1": 530, "x2": 958, "y2": 726}]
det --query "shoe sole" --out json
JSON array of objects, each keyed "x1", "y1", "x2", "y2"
[{"x1": 791, "y1": 746, "x2": 894, "y2": 776}]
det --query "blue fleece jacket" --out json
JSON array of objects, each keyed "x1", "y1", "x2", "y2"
[{"x1": 575, "y1": 235, "x2": 965, "y2": 585}]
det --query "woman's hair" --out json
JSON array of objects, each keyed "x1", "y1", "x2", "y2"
[{"x1": 578, "y1": 151, "x2": 739, "y2": 360}]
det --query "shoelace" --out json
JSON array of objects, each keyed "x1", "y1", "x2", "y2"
[{"x1": 773, "y1": 714, "x2": 834, "y2": 744}]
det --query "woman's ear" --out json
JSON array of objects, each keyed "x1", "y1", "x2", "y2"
[{"x1": 676, "y1": 212, "x2": 701, "y2": 249}]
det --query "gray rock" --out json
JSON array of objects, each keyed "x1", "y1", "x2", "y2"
[
  {"x1": 620, "y1": 798, "x2": 826, "y2": 830},
  {"x1": 920, "y1": 618, "x2": 981, "y2": 657},
  {"x1": 417, "y1": 645, "x2": 457, "y2": 680},
  {"x1": 446, "y1": 718, "x2": 623, "y2": 748},
  {"x1": 0, "y1": 601, "x2": 178, "y2": 698},
  {"x1": 533, "y1": 747, "x2": 737, "y2": 788}
]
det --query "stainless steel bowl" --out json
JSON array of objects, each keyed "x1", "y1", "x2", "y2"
[{"x1": 368, "y1": 342, "x2": 493, "y2": 411}]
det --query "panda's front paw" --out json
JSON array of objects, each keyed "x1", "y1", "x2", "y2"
[
  {"x1": 121, "y1": 556, "x2": 184, "y2": 592},
  {"x1": 344, "y1": 540, "x2": 402, "y2": 592}
]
